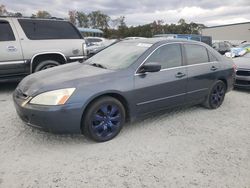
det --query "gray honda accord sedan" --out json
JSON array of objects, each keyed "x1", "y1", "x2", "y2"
[{"x1": 13, "y1": 38, "x2": 235, "y2": 142}]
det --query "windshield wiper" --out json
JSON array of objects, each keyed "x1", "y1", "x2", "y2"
[{"x1": 89, "y1": 63, "x2": 107, "y2": 69}]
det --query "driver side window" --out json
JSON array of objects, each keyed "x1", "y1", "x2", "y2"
[{"x1": 145, "y1": 43, "x2": 182, "y2": 69}]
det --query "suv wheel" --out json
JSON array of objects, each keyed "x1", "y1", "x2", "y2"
[
  {"x1": 203, "y1": 80, "x2": 226, "y2": 109},
  {"x1": 82, "y1": 97, "x2": 126, "y2": 142},
  {"x1": 34, "y1": 60, "x2": 60, "y2": 72}
]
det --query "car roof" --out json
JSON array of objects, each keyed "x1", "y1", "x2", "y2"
[
  {"x1": 121, "y1": 37, "x2": 205, "y2": 45},
  {"x1": 0, "y1": 16, "x2": 65, "y2": 21}
]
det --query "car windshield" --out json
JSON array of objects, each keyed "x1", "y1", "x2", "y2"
[{"x1": 85, "y1": 42, "x2": 152, "y2": 70}]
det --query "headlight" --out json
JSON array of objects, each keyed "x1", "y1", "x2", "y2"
[{"x1": 29, "y1": 88, "x2": 76, "y2": 105}]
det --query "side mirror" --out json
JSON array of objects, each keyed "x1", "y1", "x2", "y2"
[{"x1": 138, "y1": 62, "x2": 161, "y2": 74}]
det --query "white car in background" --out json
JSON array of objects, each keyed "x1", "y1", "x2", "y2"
[
  {"x1": 85, "y1": 37, "x2": 116, "y2": 47},
  {"x1": 85, "y1": 37, "x2": 118, "y2": 57},
  {"x1": 123, "y1": 37, "x2": 147, "y2": 40}
]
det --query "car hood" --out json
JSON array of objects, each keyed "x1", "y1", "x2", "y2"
[
  {"x1": 18, "y1": 62, "x2": 114, "y2": 96},
  {"x1": 233, "y1": 54, "x2": 250, "y2": 70}
]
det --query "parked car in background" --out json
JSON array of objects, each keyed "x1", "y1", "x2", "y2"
[
  {"x1": 0, "y1": 17, "x2": 87, "y2": 82},
  {"x1": 212, "y1": 41, "x2": 233, "y2": 55},
  {"x1": 233, "y1": 53, "x2": 250, "y2": 89},
  {"x1": 123, "y1": 37, "x2": 147, "y2": 40},
  {"x1": 154, "y1": 34, "x2": 212, "y2": 46},
  {"x1": 14, "y1": 38, "x2": 235, "y2": 142},
  {"x1": 85, "y1": 37, "x2": 116, "y2": 47},
  {"x1": 85, "y1": 37, "x2": 118, "y2": 58}
]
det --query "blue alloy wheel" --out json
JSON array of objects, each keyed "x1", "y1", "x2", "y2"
[
  {"x1": 210, "y1": 82, "x2": 226, "y2": 108},
  {"x1": 83, "y1": 96, "x2": 125, "y2": 142},
  {"x1": 91, "y1": 104, "x2": 122, "y2": 138}
]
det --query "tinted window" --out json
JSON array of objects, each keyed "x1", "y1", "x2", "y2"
[
  {"x1": 184, "y1": 44, "x2": 209, "y2": 65},
  {"x1": 0, "y1": 21, "x2": 15, "y2": 41},
  {"x1": 18, "y1": 19, "x2": 81, "y2": 40},
  {"x1": 145, "y1": 44, "x2": 182, "y2": 69}
]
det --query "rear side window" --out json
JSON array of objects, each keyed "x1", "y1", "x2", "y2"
[
  {"x1": 145, "y1": 44, "x2": 182, "y2": 69},
  {"x1": 18, "y1": 19, "x2": 82, "y2": 40},
  {"x1": 0, "y1": 21, "x2": 15, "y2": 41},
  {"x1": 184, "y1": 44, "x2": 209, "y2": 65}
]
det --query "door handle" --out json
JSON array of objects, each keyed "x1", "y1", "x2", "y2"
[
  {"x1": 175, "y1": 72, "x2": 186, "y2": 78},
  {"x1": 211, "y1": 66, "x2": 218, "y2": 71},
  {"x1": 7, "y1": 46, "x2": 17, "y2": 52}
]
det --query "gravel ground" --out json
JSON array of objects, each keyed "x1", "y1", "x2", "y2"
[{"x1": 0, "y1": 83, "x2": 250, "y2": 188}]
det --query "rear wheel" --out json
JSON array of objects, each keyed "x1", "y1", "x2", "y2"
[
  {"x1": 34, "y1": 60, "x2": 60, "y2": 72},
  {"x1": 203, "y1": 80, "x2": 226, "y2": 109},
  {"x1": 83, "y1": 97, "x2": 125, "y2": 142}
]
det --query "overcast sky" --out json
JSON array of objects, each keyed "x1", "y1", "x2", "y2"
[{"x1": 2, "y1": 0, "x2": 250, "y2": 26}]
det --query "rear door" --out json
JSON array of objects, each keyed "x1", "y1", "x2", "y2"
[
  {"x1": 0, "y1": 19, "x2": 26, "y2": 78},
  {"x1": 184, "y1": 43, "x2": 220, "y2": 102},
  {"x1": 134, "y1": 43, "x2": 188, "y2": 115}
]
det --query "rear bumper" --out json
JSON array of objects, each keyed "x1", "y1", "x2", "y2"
[{"x1": 13, "y1": 91, "x2": 83, "y2": 134}]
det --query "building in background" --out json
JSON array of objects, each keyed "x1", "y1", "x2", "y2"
[
  {"x1": 202, "y1": 22, "x2": 250, "y2": 45},
  {"x1": 77, "y1": 27, "x2": 103, "y2": 37}
]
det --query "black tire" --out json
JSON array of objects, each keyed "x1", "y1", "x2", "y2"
[
  {"x1": 203, "y1": 80, "x2": 226, "y2": 109},
  {"x1": 82, "y1": 96, "x2": 126, "y2": 142},
  {"x1": 34, "y1": 60, "x2": 60, "y2": 72}
]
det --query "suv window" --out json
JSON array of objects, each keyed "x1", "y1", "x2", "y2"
[
  {"x1": 184, "y1": 44, "x2": 209, "y2": 65},
  {"x1": 18, "y1": 19, "x2": 82, "y2": 40},
  {"x1": 145, "y1": 44, "x2": 182, "y2": 69},
  {"x1": 0, "y1": 21, "x2": 15, "y2": 41}
]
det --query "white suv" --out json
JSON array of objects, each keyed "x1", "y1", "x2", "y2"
[{"x1": 0, "y1": 17, "x2": 87, "y2": 82}]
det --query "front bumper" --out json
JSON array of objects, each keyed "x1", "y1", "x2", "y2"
[
  {"x1": 13, "y1": 90, "x2": 83, "y2": 134},
  {"x1": 234, "y1": 73, "x2": 250, "y2": 89}
]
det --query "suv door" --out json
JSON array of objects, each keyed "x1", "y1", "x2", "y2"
[
  {"x1": 0, "y1": 19, "x2": 25, "y2": 79},
  {"x1": 134, "y1": 43, "x2": 187, "y2": 115},
  {"x1": 184, "y1": 43, "x2": 220, "y2": 102}
]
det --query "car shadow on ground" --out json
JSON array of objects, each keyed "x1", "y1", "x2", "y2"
[
  {"x1": 16, "y1": 104, "x2": 202, "y2": 146},
  {"x1": 233, "y1": 88, "x2": 250, "y2": 94},
  {"x1": 0, "y1": 82, "x2": 19, "y2": 92}
]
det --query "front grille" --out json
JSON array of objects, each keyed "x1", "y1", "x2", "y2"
[
  {"x1": 236, "y1": 70, "x2": 250, "y2": 76},
  {"x1": 15, "y1": 89, "x2": 29, "y2": 100},
  {"x1": 235, "y1": 79, "x2": 250, "y2": 86}
]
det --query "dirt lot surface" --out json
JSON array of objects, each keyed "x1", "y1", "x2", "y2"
[{"x1": 0, "y1": 83, "x2": 250, "y2": 188}]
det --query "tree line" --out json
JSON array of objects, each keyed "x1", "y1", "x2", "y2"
[{"x1": 0, "y1": 4, "x2": 205, "y2": 38}]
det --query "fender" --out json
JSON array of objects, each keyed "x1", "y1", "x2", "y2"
[{"x1": 30, "y1": 52, "x2": 67, "y2": 73}]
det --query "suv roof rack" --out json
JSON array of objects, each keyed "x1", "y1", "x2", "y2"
[{"x1": 0, "y1": 16, "x2": 65, "y2": 20}]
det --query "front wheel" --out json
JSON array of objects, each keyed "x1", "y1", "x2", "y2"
[
  {"x1": 34, "y1": 60, "x2": 60, "y2": 72},
  {"x1": 82, "y1": 97, "x2": 126, "y2": 142},
  {"x1": 203, "y1": 80, "x2": 226, "y2": 109}
]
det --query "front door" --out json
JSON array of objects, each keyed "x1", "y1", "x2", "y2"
[
  {"x1": 0, "y1": 19, "x2": 26, "y2": 79},
  {"x1": 134, "y1": 43, "x2": 188, "y2": 115}
]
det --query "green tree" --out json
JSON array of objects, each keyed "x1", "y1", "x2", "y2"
[
  {"x1": 88, "y1": 11, "x2": 110, "y2": 29},
  {"x1": 0, "y1": 4, "x2": 7, "y2": 16},
  {"x1": 76, "y1": 11, "x2": 89, "y2": 27},
  {"x1": 68, "y1": 10, "x2": 77, "y2": 25},
  {"x1": 13, "y1": 12, "x2": 22, "y2": 17},
  {"x1": 36, "y1": 10, "x2": 51, "y2": 18}
]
